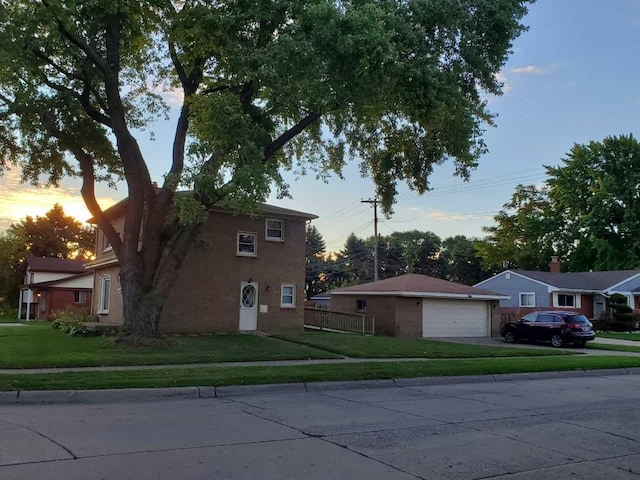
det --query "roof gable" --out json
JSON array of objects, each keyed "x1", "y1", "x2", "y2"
[
  {"x1": 26, "y1": 256, "x2": 88, "y2": 274},
  {"x1": 512, "y1": 269, "x2": 640, "y2": 291},
  {"x1": 331, "y1": 273, "x2": 507, "y2": 299}
]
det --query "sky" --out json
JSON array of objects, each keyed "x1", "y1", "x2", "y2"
[{"x1": 1, "y1": 0, "x2": 639, "y2": 252}]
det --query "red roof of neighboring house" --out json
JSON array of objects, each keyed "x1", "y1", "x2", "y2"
[
  {"x1": 26, "y1": 256, "x2": 88, "y2": 274},
  {"x1": 331, "y1": 274, "x2": 508, "y2": 299}
]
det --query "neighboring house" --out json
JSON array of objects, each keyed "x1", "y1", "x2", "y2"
[
  {"x1": 84, "y1": 202, "x2": 317, "y2": 334},
  {"x1": 18, "y1": 256, "x2": 92, "y2": 321},
  {"x1": 329, "y1": 274, "x2": 509, "y2": 338},
  {"x1": 309, "y1": 291, "x2": 331, "y2": 309},
  {"x1": 475, "y1": 257, "x2": 640, "y2": 320}
]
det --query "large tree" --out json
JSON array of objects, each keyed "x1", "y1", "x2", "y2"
[
  {"x1": 0, "y1": 0, "x2": 531, "y2": 337},
  {"x1": 546, "y1": 134, "x2": 640, "y2": 271},
  {"x1": 476, "y1": 184, "x2": 558, "y2": 272},
  {"x1": 441, "y1": 235, "x2": 487, "y2": 285},
  {"x1": 376, "y1": 230, "x2": 444, "y2": 278},
  {"x1": 305, "y1": 224, "x2": 326, "y2": 299},
  {"x1": 8, "y1": 203, "x2": 95, "y2": 260}
]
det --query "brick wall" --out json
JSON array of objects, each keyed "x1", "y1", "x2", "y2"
[
  {"x1": 159, "y1": 210, "x2": 306, "y2": 334},
  {"x1": 330, "y1": 295, "x2": 398, "y2": 336},
  {"x1": 394, "y1": 297, "x2": 423, "y2": 337}
]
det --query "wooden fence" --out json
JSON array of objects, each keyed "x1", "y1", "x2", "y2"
[{"x1": 304, "y1": 307, "x2": 375, "y2": 335}]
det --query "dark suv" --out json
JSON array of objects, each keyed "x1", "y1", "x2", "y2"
[{"x1": 501, "y1": 311, "x2": 596, "y2": 348}]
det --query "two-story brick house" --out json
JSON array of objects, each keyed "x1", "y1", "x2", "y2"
[{"x1": 84, "y1": 202, "x2": 317, "y2": 334}]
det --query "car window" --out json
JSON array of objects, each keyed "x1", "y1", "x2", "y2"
[
  {"x1": 537, "y1": 314, "x2": 554, "y2": 322},
  {"x1": 522, "y1": 313, "x2": 538, "y2": 322},
  {"x1": 564, "y1": 314, "x2": 589, "y2": 324}
]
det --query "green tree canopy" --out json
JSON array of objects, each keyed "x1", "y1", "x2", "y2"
[
  {"x1": 441, "y1": 235, "x2": 488, "y2": 285},
  {"x1": 0, "y1": 0, "x2": 531, "y2": 336},
  {"x1": 478, "y1": 134, "x2": 640, "y2": 272},
  {"x1": 305, "y1": 224, "x2": 327, "y2": 299}
]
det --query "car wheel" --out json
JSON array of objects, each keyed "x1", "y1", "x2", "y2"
[
  {"x1": 504, "y1": 331, "x2": 516, "y2": 343},
  {"x1": 574, "y1": 340, "x2": 587, "y2": 348},
  {"x1": 550, "y1": 334, "x2": 564, "y2": 348}
]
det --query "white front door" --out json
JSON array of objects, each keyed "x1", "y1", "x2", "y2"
[{"x1": 239, "y1": 281, "x2": 259, "y2": 331}]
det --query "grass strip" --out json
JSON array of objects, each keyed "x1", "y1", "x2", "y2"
[
  {"x1": 588, "y1": 343, "x2": 640, "y2": 353},
  {"x1": 596, "y1": 333, "x2": 640, "y2": 342},
  {"x1": 0, "y1": 355, "x2": 637, "y2": 391},
  {"x1": 277, "y1": 331, "x2": 576, "y2": 358},
  {"x1": 0, "y1": 324, "x2": 339, "y2": 368}
]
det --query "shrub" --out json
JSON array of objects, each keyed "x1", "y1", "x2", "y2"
[
  {"x1": 50, "y1": 308, "x2": 91, "y2": 335},
  {"x1": 598, "y1": 294, "x2": 638, "y2": 332}
]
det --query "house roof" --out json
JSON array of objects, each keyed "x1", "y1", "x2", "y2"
[
  {"x1": 26, "y1": 256, "x2": 88, "y2": 274},
  {"x1": 21, "y1": 271, "x2": 93, "y2": 289},
  {"x1": 310, "y1": 291, "x2": 332, "y2": 300},
  {"x1": 88, "y1": 193, "x2": 317, "y2": 223},
  {"x1": 331, "y1": 274, "x2": 509, "y2": 300},
  {"x1": 510, "y1": 270, "x2": 640, "y2": 291}
]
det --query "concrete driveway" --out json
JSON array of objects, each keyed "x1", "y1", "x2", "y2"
[{"x1": 2, "y1": 375, "x2": 640, "y2": 479}]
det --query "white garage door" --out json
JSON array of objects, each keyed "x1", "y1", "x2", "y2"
[{"x1": 422, "y1": 299, "x2": 489, "y2": 337}]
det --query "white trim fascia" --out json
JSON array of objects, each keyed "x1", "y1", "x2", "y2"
[
  {"x1": 604, "y1": 271, "x2": 640, "y2": 292},
  {"x1": 331, "y1": 290, "x2": 510, "y2": 300},
  {"x1": 475, "y1": 270, "x2": 557, "y2": 290},
  {"x1": 551, "y1": 288, "x2": 603, "y2": 294},
  {"x1": 84, "y1": 256, "x2": 119, "y2": 269}
]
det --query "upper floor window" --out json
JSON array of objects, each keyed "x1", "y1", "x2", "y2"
[
  {"x1": 519, "y1": 292, "x2": 535, "y2": 307},
  {"x1": 237, "y1": 232, "x2": 257, "y2": 256},
  {"x1": 28, "y1": 271, "x2": 34, "y2": 284},
  {"x1": 265, "y1": 219, "x2": 284, "y2": 242},
  {"x1": 102, "y1": 232, "x2": 113, "y2": 252}
]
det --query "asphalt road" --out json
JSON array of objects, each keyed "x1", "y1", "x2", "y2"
[{"x1": 2, "y1": 375, "x2": 640, "y2": 479}]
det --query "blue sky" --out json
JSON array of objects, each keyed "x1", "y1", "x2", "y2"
[{"x1": 1, "y1": 0, "x2": 639, "y2": 252}]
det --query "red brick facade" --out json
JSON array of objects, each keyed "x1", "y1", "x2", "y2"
[
  {"x1": 31, "y1": 288, "x2": 92, "y2": 321},
  {"x1": 88, "y1": 208, "x2": 310, "y2": 334}
]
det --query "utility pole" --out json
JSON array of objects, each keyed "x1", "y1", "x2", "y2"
[{"x1": 361, "y1": 198, "x2": 379, "y2": 282}]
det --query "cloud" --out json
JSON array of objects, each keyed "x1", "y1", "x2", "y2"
[
  {"x1": 493, "y1": 72, "x2": 512, "y2": 94},
  {"x1": 0, "y1": 169, "x2": 118, "y2": 230},
  {"x1": 511, "y1": 65, "x2": 545, "y2": 75}
]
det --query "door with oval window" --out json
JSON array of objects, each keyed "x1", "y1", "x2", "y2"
[{"x1": 239, "y1": 281, "x2": 259, "y2": 331}]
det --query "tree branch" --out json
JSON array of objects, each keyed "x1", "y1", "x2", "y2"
[{"x1": 264, "y1": 112, "x2": 321, "y2": 161}]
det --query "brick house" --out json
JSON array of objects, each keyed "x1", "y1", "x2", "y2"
[
  {"x1": 475, "y1": 256, "x2": 640, "y2": 322},
  {"x1": 18, "y1": 256, "x2": 93, "y2": 321},
  {"x1": 84, "y1": 203, "x2": 316, "y2": 334}
]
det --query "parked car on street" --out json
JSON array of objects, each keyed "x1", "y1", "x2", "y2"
[{"x1": 501, "y1": 311, "x2": 596, "y2": 347}]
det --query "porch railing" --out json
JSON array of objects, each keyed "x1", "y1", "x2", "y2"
[{"x1": 304, "y1": 307, "x2": 375, "y2": 335}]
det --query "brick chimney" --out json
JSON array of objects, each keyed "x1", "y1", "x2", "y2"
[{"x1": 549, "y1": 256, "x2": 561, "y2": 273}]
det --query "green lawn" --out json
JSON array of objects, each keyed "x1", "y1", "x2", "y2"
[
  {"x1": 588, "y1": 343, "x2": 640, "y2": 353},
  {"x1": 0, "y1": 324, "x2": 339, "y2": 368},
  {"x1": 0, "y1": 355, "x2": 637, "y2": 391},
  {"x1": 278, "y1": 331, "x2": 576, "y2": 358},
  {"x1": 597, "y1": 332, "x2": 640, "y2": 341}
]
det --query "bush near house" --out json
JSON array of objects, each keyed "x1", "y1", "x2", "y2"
[
  {"x1": 51, "y1": 308, "x2": 93, "y2": 336},
  {"x1": 596, "y1": 293, "x2": 638, "y2": 332}
]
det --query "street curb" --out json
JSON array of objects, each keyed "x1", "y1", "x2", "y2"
[{"x1": 1, "y1": 369, "x2": 639, "y2": 404}]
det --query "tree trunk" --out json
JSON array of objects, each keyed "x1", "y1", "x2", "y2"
[{"x1": 119, "y1": 221, "x2": 201, "y2": 338}]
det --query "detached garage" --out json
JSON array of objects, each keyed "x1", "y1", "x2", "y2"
[{"x1": 329, "y1": 274, "x2": 509, "y2": 338}]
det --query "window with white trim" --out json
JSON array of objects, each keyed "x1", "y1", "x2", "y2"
[
  {"x1": 519, "y1": 292, "x2": 535, "y2": 307},
  {"x1": 237, "y1": 232, "x2": 257, "y2": 256},
  {"x1": 265, "y1": 219, "x2": 284, "y2": 241},
  {"x1": 557, "y1": 294, "x2": 575, "y2": 307},
  {"x1": 98, "y1": 275, "x2": 111, "y2": 314},
  {"x1": 281, "y1": 284, "x2": 295, "y2": 307},
  {"x1": 74, "y1": 291, "x2": 88, "y2": 304}
]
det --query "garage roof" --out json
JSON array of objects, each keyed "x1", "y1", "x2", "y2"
[{"x1": 331, "y1": 274, "x2": 509, "y2": 300}]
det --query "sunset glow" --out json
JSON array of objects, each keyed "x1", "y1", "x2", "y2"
[{"x1": 0, "y1": 169, "x2": 118, "y2": 230}]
